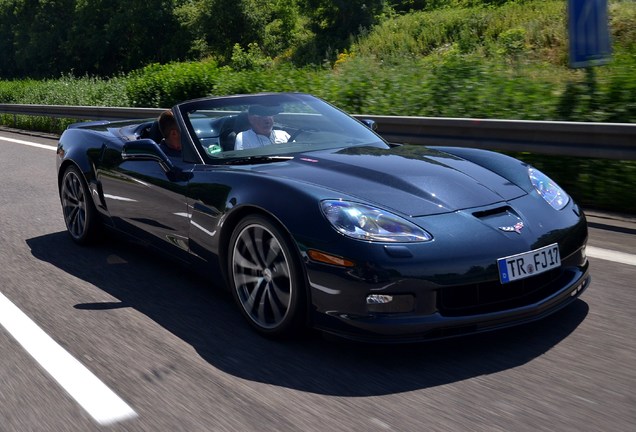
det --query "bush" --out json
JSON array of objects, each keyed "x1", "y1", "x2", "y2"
[
  {"x1": 125, "y1": 60, "x2": 221, "y2": 108},
  {"x1": 0, "y1": 75, "x2": 129, "y2": 132}
]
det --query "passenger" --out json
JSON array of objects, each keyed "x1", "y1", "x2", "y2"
[
  {"x1": 158, "y1": 110, "x2": 182, "y2": 158},
  {"x1": 235, "y1": 105, "x2": 290, "y2": 150}
]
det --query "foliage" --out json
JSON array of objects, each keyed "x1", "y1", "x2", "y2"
[
  {"x1": 173, "y1": 0, "x2": 309, "y2": 64},
  {"x1": 66, "y1": 0, "x2": 188, "y2": 76},
  {"x1": 0, "y1": 74, "x2": 128, "y2": 105},
  {"x1": 175, "y1": 0, "x2": 260, "y2": 60},
  {"x1": 353, "y1": 1, "x2": 568, "y2": 64},
  {"x1": 1, "y1": 0, "x2": 635, "y2": 213},
  {"x1": 125, "y1": 60, "x2": 221, "y2": 107},
  {"x1": 230, "y1": 43, "x2": 274, "y2": 71},
  {"x1": 0, "y1": 0, "x2": 187, "y2": 78},
  {"x1": 294, "y1": 0, "x2": 388, "y2": 63},
  {"x1": 497, "y1": 27, "x2": 527, "y2": 59},
  {"x1": 0, "y1": 74, "x2": 129, "y2": 131},
  {"x1": 387, "y1": 0, "x2": 525, "y2": 14},
  {"x1": 0, "y1": 0, "x2": 632, "y2": 77},
  {"x1": 0, "y1": 0, "x2": 398, "y2": 77}
]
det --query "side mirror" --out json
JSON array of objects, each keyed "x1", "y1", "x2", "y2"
[
  {"x1": 361, "y1": 119, "x2": 378, "y2": 131},
  {"x1": 122, "y1": 139, "x2": 174, "y2": 172}
]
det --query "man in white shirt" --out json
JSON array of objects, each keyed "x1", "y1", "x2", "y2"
[{"x1": 235, "y1": 105, "x2": 290, "y2": 150}]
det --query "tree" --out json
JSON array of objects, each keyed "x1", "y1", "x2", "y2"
[
  {"x1": 176, "y1": 0, "x2": 305, "y2": 63},
  {"x1": 0, "y1": 0, "x2": 190, "y2": 78},
  {"x1": 6, "y1": 0, "x2": 75, "y2": 78},
  {"x1": 0, "y1": 2, "x2": 18, "y2": 77},
  {"x1": 66, "y1": 0, "x2": 188, "y2": 76},
  {"x1": 176, "y1": 0, "x2": 258, "y2": 61},
  {"x1": 296, "y1": 0, "x2": 388, "y2": 63}
]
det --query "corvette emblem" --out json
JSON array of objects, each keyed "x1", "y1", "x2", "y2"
[{"x1": 499, "y1": 221, "x2": 524, "y2": 234}]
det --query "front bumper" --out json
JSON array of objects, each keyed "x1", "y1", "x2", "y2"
[
  {"x1": 317, "y1": 269, "x2": 589, "y2": 343},
  {"x1": 309, "y1": 250, "x2": 590, "y2": 343}
]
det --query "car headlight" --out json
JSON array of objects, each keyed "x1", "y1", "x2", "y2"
[
  {"x1": 320, "y1": 200, "x2": 433, "y2": 242},
  {"x1": 528, "y1": 168, "x2": 569, "y2": 210}
]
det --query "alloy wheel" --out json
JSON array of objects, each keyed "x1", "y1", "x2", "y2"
[{"x1": 231, "y1": 221, "x2": 294, "y2": 331}]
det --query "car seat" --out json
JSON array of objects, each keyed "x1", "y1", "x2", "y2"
[
  {"x1": 219, "y1": 112, "x2": 251, "y2": 151},
  {"x1": 145, "y1": 120, "x2": 164, "y2": 144}
]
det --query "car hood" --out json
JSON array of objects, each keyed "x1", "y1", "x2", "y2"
[{"x1": 251, "y1": 145, "x2": 527, "y2": 217}]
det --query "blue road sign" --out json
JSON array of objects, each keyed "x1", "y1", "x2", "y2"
[{"x1": 568, "y1": 0, "x2": 612, "y2": 68}]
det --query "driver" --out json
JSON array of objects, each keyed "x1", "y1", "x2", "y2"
[
  {"x1": 158, "y1": 109, "x2": 182, "y2": 158},
  {"x1": 235, "y1": 105, "x2": 290, "y2": 150}
]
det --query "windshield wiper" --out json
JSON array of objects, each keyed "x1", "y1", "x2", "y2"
[{"x1": 223, "y1": 155, "x2": 294, "y2": 165}]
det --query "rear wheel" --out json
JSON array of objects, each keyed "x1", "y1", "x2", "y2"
[
  {"x1": 228, "y1": 215, "x2": 306, "y2": 337},
  {"x1": 60, "y1": 165, "x2": 101, "y2": 244}
]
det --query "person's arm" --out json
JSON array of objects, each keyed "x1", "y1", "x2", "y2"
[
  {"x1": 274, "y1": 130, "x2": 290, "y2": 143},
  {"x1": 235, "y1": 131, "x2": 245, "y2": 150}
]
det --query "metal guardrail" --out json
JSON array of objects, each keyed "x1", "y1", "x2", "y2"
[
  {"x1": 363, "y1": 115, "x2": 636, "y2": 160},
  {"x1": 1, "y1": 103, "x2": 635, "y2": 160},
  {"x1": 0, "y1": 104, "x2": 164, "y2": 121}
]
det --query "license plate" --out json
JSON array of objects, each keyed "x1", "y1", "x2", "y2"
[{"x1": 497, "y1": 243, "x2": 561, "y2": 284}]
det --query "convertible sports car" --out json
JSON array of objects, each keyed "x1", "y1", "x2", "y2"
[{"x1": 56, "y1": 92, "x2": 590, "y2": 342}]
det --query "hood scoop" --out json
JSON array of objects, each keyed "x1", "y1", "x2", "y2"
[{"x1": 472, "y1": 205, "x2": 526, "y2": 234}]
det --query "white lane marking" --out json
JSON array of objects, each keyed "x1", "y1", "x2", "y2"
[
  {"x1": 587, "y1": 246, "x2": 636, "y2": 267},
  {"x1": 0, "y1": 135, "x2": 57, "y2": 150},
  {"x1": 0, "y1": 292, "x2": 138, "y2": 425}
]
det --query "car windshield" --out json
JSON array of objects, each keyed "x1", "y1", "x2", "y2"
[{"x1": 177, "y1": 93, "x2": 389, "y2": 162}]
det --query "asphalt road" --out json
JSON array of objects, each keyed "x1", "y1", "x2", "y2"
[{"x1": 1, "y1": 129, "x2": 635, "y2": 432}]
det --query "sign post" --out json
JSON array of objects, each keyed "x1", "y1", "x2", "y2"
[{"x1": 568, "y1": 0, "x2": 612, "y2": 68}]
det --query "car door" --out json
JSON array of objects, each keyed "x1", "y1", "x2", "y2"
[
  {"x1": 98, "y1": 153, "x2": 193, "y2": 257},
  {"x1": 183, "y1": 164, "x2": 234, "y2": 271}
]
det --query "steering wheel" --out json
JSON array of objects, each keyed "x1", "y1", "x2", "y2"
[{"x1": 288, "y1": 127, "x2": 318, "y2": 142}]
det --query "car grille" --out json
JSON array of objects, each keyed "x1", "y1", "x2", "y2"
[{"x1": 438, "y1": 268, "x2": 567, "y2": 316}]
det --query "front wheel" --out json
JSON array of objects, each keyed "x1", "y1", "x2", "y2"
[
  {"x1": 228, "y1": 215, "x2": 306, "y2": 338},
  {"x1": 60, "y1": 165, "x2": 101, "y2": 244}
]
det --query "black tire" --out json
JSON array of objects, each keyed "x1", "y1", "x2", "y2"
[
  {"x1": 228, "y1": 215, "x2": 306, "y2": 338},
  {"x1": 59, "y1": 165, "x2": 101, "y2": 245}
]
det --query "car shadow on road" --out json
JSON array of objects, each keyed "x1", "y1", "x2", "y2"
[{"x1": 27, "y1": 231, "x2": 589, "y2": 397}]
